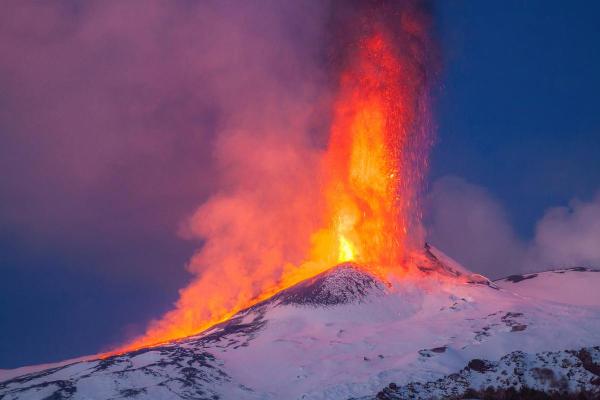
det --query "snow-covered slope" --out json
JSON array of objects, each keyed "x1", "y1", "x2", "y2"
[
  {"x1": 495, "y1": 267, "x2": 600, "y2": 307},
  {"x1": 2, "y1": 247, "x2": 600, "y2": 400},
  {"x1": 373, "y1": 346, "x2": 600, "y2": 399}
]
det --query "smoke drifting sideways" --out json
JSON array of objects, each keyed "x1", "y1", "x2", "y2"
[
  {"x1": 0, "y1": 0, "x2": 332, "y2": 357},
  {"x1": 0, "y1": 0, "x2": 333, "y2": 254},
  {"x1": 426, "y1": 176, "x2": 600, "y2": 279}
]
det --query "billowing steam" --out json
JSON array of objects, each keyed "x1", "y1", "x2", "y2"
[{"x1": 120, "y1": 0, "x2": 435, "y2": 351}]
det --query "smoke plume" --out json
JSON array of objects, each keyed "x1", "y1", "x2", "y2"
[
  {"x1": 528, "y1": 192, "x2": 600, "y2": 270},
  {"x1": 0, "y1": 0, "x2": 436, "y2": 354},
  {"x1": 0, "y1": 0, "x2": 332, "y2": 357},
  {"x1": 426, "y1": 176, "x2": 600, "y2": 278}
]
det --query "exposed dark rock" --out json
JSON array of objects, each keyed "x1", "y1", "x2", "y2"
[
  {"x1": 505, "y1": 274, "x2": 538, "y2": 283},
  {"x1": 511, "y1": 324, "x2": 527, "y2": 332},
  {"x1": 120, "y1": 388, "x2": 147, "y2": 397},
  {"x1": 468, "y1": 359, "x2": 493, "y2": 373},
  {"x1": 459, "y1": 386, "x2": 599, "y2": 399},
  {"x1": 367, "y1": 346, "x2": 600, "y2": 400},
  {"x1": 272, "y1": 264, "x2": 386, "y2": 307},
  {"x1": 420, "y1": 243, "x2": 463, "y2": 278},
  {"x1": 574, "y1": 348, "x2": 600, "y2": 377},
  {"x1": 0, "y1": 347, "x2": 230, "y2": 400}
]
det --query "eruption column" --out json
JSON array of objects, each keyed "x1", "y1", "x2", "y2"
[
  {"x1": 117, "y1": 2, "x2": 432, "y2": 354},
  {"x1": 313, "y1": 13, "x2": 432, "y2": 276}
]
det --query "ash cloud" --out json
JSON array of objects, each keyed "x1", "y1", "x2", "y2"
[
  {"x1": 0, "y1": 0, "x2": 330, "y2": 275},
  {"x1": 1, "y1": 0, "x2": 437, "y2": 358},
  {"x1": 529, "y1": 193, "x2": 600, "y2": 270},
  {"x1": 426, "y1": 176, "x2": 600, "y2": 278},
  {"x1": 0, "y1": 0, "x2": 333, "y2": 360}
]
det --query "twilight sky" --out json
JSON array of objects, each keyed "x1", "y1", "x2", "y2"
[{"x1": 1, "y1": 0, "x2": 599, "y2": 368}]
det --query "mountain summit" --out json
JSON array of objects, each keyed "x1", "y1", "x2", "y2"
[
  {"x1": 273, "y1": 263, "x2": 387, "y2": 307},
  {"x1": 1, "y1": 246, "x2": 600, "y2": 400}
]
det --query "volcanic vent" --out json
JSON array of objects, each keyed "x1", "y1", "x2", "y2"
[{"x1": 272, "y1": 264, "x2": 388, "y2": 307}]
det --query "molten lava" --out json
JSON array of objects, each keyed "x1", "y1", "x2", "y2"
[
  {"x1": 116, "y1": 5, "x2": 432, "y2": 354},
  {"x1": 313, "y1": 30, "x2": 430, "y2": 276}
]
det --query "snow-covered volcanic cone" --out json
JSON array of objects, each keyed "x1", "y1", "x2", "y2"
[{"x1": 1, "y1": 245, "x2": 599, "y2": 399}]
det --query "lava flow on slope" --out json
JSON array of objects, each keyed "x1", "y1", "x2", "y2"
[{"x1": 117, "y1": 1, "x2": 435, "y2": 354}]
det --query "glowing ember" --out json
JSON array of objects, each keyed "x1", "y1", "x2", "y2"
[
  {"x1": 338, "y1": 235, "x2": 355, "y2": 263},
  {"x1": 114, "y1": 4, "x2": 432, "y2": 355},
  {"x1": 317, "y1": 32, "x2": 420, "y2": 272}
]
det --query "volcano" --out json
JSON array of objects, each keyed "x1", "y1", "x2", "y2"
[{"x1": 2, "y1": 245, "x2": 599, "y2": 400}]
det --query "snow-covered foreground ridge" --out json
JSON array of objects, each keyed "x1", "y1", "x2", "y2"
[{"x1": 1, "y1": 245, "x2": 600, "y2": 400}]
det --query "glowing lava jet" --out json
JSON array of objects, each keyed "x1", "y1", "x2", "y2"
[
  {"x1": 313, "y1": 27, "x2": 431, "y2": 277},
  {"x1": 117, "y1": 4, "x2": 432, "y2": 354}
]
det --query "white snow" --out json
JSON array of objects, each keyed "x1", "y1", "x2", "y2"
[
  {"x1": 496, "y1": 269, "x2": 600, "y2": 307},
  {"x1": 2, "y1": 248, "x2": 600, "y2": 399}
]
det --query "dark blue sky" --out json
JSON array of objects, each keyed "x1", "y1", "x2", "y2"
[
  {"x1": 1, "y1": 1, "x2": 599, "y2": 368},
  {"x1": 432, "y1": 0, "x2": 600, "y2": 239}
]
